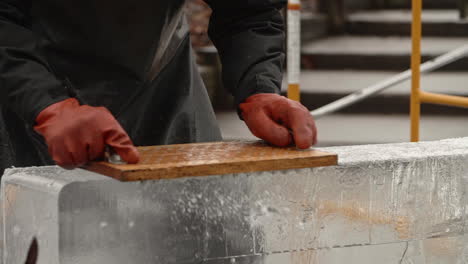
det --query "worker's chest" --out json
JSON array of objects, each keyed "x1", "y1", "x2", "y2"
[
  {"x1": 32, "y1": 0, "x2": 186, "y2": 38},
  {"x1": 30, "y1": 0, "x2": 189, "y2": 78}
]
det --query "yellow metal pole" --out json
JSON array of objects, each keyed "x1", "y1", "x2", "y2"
[
  {"x1": 287, "y1": 0, "x2": 301, "y2": 102},
  {"x1": 288, "y1": 84, "x2": 300, "y2": 102},
  {"x1": 410, "y1": 0, "x2": 422, "y2": 142},
  {"x1": 420, "y1": 91, "x2": 468, "y2": 108}
]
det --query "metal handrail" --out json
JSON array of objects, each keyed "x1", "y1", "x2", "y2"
[{"x1": 310, "y1": 44, "x2": 468, "y2": 119}]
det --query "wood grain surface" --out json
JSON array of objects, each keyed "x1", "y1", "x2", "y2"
[{"x1": 85, "y1": 141, "x2": 338, "y2": 182}]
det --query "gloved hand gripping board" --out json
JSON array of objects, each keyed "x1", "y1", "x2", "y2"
[{"x1": 85, "y1": 141, "x2": 337, "y2": 181}]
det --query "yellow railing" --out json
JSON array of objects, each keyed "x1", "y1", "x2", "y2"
[{"x1": 410, "y1": 0, "x2": 468, "y2": 142}]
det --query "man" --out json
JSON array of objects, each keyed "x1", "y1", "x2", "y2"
[{"x1": 0, "y1": 0, "x2": 317, "y2": 173}]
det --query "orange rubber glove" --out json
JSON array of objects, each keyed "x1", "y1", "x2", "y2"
[
  {"x1": 239, "y1": 94, "x2": 317, "y2": 149},
  {"x1": 34, "y1": 98, "x2": 139, "y2": 169}
]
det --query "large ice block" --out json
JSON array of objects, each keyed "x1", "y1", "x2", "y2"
[{"x1": 2, "y1": 138, "x2": 468, "y2": 263}]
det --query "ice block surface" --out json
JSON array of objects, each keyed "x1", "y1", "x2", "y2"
[{"x1": 2, "y1": 138, "x2": 468, "y2": 264}]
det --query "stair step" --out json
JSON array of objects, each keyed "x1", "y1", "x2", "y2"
[
  {"x1": 282, "y1": 70, "x2": 468, "y2": 115},
  {"x1": 301, "y1": 12, "x2": 328, "y2": 42},
  {"x1": 301, "y1": 36, "x2": 468, "y2": 71},
  {"x1": 347, "y1": 10, "x2": 468, "y2": 36},
  {"x1": 216, "y1": 111, "x2": 468, "y2": 147}
]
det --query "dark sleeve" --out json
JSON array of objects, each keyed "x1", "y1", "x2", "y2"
[
  {"x1": 0, "y1": 0, "x2": 69, "y2": 124},
  {"x1": 204, "y1": 0, "x2": 287, "y2": 106}
]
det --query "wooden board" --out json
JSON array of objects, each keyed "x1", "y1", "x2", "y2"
[{"x1": 85, "y1": 141, "x2": 338, "y2": 182}]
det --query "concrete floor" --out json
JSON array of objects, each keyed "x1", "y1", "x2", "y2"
[{"x1": 216, "y1": 111, "x2": 468, "y2": 147}]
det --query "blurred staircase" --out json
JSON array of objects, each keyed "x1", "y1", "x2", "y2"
[{"x1": 296, "y1": 1, "x2": 468, "y2": 115}]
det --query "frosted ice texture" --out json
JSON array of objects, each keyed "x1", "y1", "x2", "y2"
[{"x1": 1, "y1": 137, "x2": 468, "y2": 263}]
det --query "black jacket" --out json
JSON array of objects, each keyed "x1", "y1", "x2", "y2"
[{"x1": 0, "y1": 0, "x2": 286, "y2": 174}]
